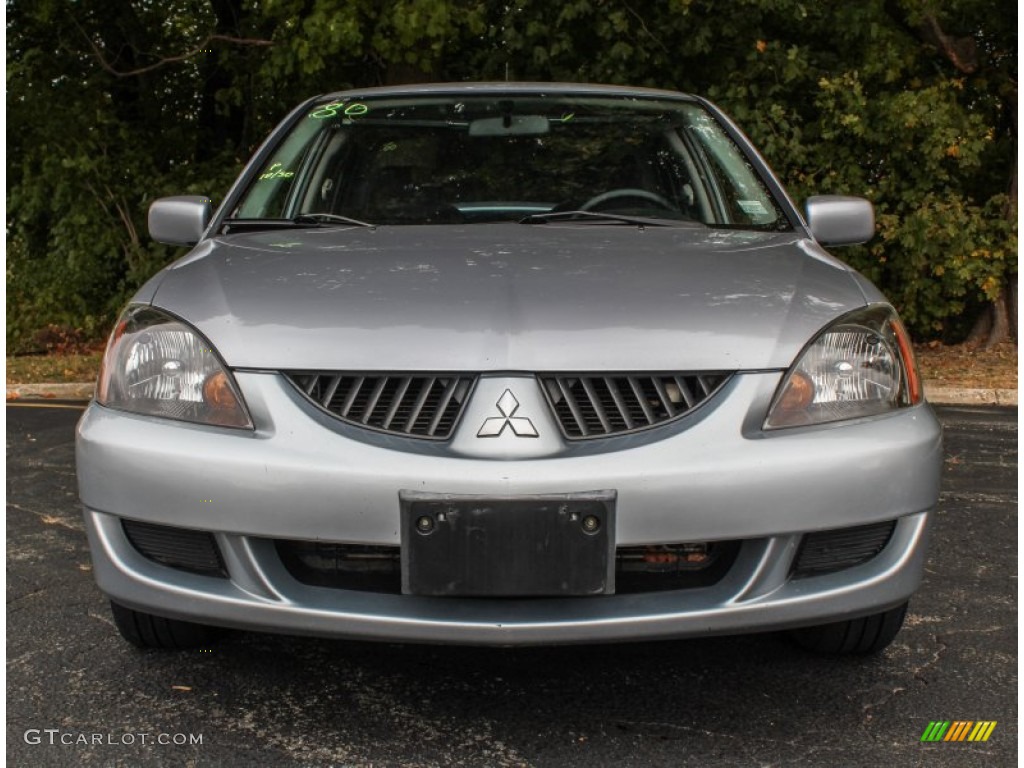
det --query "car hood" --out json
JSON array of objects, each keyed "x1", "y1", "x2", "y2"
[{"x1": 149, "y1": 223, "x2": 867, "y2": 372}]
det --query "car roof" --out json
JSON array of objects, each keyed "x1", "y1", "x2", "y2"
[{"x1": 319, "y1": 82, "x2": 698, "y2": 102}]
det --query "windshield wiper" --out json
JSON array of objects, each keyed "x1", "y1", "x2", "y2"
[
  {"x1": 292, "y1": 212, "x2": 376, "y2": 228},
  {"x1": 222, "y1": 214, "x2": 376, "y2": 232},
  {"x1": 519, "y1": 210, "x2": 696, "y2": 227}
]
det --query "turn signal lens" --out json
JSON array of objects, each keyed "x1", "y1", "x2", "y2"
[
  {"x1": 889, "y1": 318, "x2": 922, "y2": 405},
  {"x1": 96, "y1": 318, "x2": 128, "y2": 404},
  {"x1": 774, "y1": 370, "x2": 814, "y2": 415}
]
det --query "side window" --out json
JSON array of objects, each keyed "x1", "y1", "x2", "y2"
[
  {"x1": 649, "y1": 141, "x2": 699, "y2": 219},
  {"x1": 682, "y1": 112, "x2": 779, "y2": 227},
  {"x1": 298, "y1": 128, "x2": 352, "y2": 215},
  {"x1": 234, "y1": 118, "x2": 324, "y2": 219}
]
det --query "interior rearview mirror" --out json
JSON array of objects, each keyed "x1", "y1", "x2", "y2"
[{"x1": 468, "y1": 115, "x2": 550, "y2": 137}]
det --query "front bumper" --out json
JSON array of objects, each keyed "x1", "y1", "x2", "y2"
[{"x1": 76, "y1": 371, "x2": 942, "y2": 645}]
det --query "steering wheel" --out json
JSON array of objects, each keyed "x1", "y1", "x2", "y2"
[{"x1": 579, "y1": 188, "x2": 676, "y2": 212}]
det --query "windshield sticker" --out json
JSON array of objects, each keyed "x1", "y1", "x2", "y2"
[
  {"x1": 309, "y1": 102, "x2": 369, "y2": 119},
  {"x1": 737, "y1": 199, "x2": 768, "y2": 215},
  {"x1": 258, "y1": 163, "x2": 294, "y2": 181}
]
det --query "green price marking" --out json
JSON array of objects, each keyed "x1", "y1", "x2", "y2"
[
  {"x1": 310, "y1": 102, "x2": 369, "y2": 119},
  {"x1": 257, "y1": 163, "x2": 294, "y2": 181},
  {"x1": 310, "y1": 102, "x2": 343, "y2": 119}
]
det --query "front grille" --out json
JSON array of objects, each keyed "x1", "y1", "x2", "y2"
[
  {"x1": 792, "y1": 520, "x2": 897, "y2": 578},
  {"x1": 539, "y1": 374, "x2": 730, "y2": 439},
  {"x1": 276, "y1": 539, "x2": 739, "y2": 595},
  {"x1": 285, "y1": 372, "x2": 476, "y2": 439},
  {"x1": 122, "y1": 520, "x2": 227, "y2": 577}
]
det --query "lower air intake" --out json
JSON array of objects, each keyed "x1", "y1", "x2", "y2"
[
  {"x1": 615, "y1": 540, "x2": 740, "y2": 593},
  {"x1": 792, "y1": 520, "x2": 897, "y2": 578},
  {"x1": 122, "y1": 519, "x2": 227, "y2": 578},
  {"x1": 275, "y1": 539, "x2": 740, "y2": 595},
  {"x1": 276, "y1": 541, "x2": 402, "y2": 593}
]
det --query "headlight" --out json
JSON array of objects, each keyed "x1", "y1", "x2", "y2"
[
  {"x1": 97, "y1": 306, "x2": 253, "y2": 429},
  {"x1": 764, "y1": 306, "x2": 922, "y2": 429}
]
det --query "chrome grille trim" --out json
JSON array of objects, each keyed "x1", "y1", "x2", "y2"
[
  {"x1": 539, "y1": 373, "x2": 731, "y2": 439},
  {"x1": 285, "y1": 372, "x2": 476, "y2": 440}
]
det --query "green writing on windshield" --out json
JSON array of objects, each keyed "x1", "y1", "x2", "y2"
[
  {"x1": 309, "y1": 102, "x2": 369, "y2": 119},
  {"x1": 258, "y1": 163, "x2": 294, "y2": 181}
]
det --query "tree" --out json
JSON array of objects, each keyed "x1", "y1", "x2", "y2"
[
  {"x1": 6, "y1": 0, "x2": 1016, "y2": 350},
  {"x1": 910, "y1": 1, "x2": 1018, "y2": 346}
]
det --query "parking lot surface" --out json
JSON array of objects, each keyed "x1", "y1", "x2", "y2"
[{"x1": 6, "y1": 403, "x2": 1017, "y2": 766}]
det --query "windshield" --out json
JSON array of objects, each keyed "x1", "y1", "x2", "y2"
[{"x1": 231, "y1": 93, "x2": 790, "y2": 230}]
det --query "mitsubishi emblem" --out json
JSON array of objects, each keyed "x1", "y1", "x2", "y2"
[{"x1": 477, "y1": 389, "x2": 539, "y2": 438}]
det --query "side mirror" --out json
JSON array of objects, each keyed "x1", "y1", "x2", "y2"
[
  {"x1": 148, "y1": 196, "x2": 213, "y2": 246},
  {"x1": 804, "y1": 195, "x2": 875, "y2": 246}
]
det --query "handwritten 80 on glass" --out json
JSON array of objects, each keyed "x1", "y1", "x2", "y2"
[{"x1": 309, "y1": 102, "x2": 369, "y2": 119}]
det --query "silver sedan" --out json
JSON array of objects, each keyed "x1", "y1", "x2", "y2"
[{"x1": 76, "y1": 83, "x2": 942, "y2": 654}]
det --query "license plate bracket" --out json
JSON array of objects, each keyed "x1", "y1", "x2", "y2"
[{"x1": 400, "y1": 491, "x2": 616, "y2": 597}]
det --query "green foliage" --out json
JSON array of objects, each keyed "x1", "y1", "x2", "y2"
[{"x1": 6, "y1": 0, "x2": 1016, "y2": 350}]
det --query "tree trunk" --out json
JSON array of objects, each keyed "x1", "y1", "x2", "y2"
[
  {"x1": 968, "y1": 288, "x2": 1018, "y2": 349},
  {"x1": 966, "y1": 289, "x2": 1016, "y2": 348},
  {"x1": 983, "y1": 93, "x2": 1019, "y2": 348},
  {"x1": 986, "y1": 291, "x2": 1012, "y2": 348},
  {"x1": 965, "y1": 305, "x2": 992, "y2": 347},
  {"x1": 1000, "y1": 114, "x2": 1018, "y2": 346},
  {"x1": 1010, "y1": 279, "x2": 1018, "y2": 340}
]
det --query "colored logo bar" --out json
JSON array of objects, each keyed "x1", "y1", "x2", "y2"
[{"x1": 921, "y1": 721, "x2": 997, "y2": 742}]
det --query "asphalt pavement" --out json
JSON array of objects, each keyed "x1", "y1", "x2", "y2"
[{"x1": 5, "y1": 402, "x2": 1018, "y2": 767}]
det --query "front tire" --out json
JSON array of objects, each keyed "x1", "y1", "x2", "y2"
[
  {"x1": 789, "y1": 602, "x2": 908, "y2": 655},
  {"x1": 110, "y1": 601, "x2": 221, "y2": 649}
]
